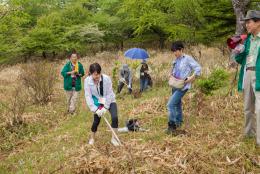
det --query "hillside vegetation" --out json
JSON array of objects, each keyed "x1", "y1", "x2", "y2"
[{"x1": 1, "y1": 47, "x2": 260, "y2": 173}]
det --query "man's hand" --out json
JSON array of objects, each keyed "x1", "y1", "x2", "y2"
[
  {"x1": 185, "y1": 74, "x2": 196, "y2": 84},
  {"x1": 67, "y1": 70, "x2": 75, "y2": 75},
  {"x1": 233, "y1": 44, "x2": 245, "y2": 54},
  {"x1": 228, "y1": 60, "x2": 238, "y2": 68},
  {"x1": 127, "y1": 84, "x2": 131, "y2": 89}
]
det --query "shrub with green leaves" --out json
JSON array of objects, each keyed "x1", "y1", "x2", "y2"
[
  {"x1": 196, "y1": 68, "x2": 229, "y2": 95},
  {"x1": 129, "y1": 61, "x2": 140, "y2": 70}
]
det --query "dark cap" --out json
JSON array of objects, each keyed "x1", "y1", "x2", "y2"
[
  {"x1": 171, "y1": 41, "x2": 184, "y2": 52},
  {"x1": 243, "y1": 10, "x2": 260, "y2": 21}
]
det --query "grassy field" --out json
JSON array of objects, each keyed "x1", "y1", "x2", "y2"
[{"x1": 1, "y1": 47, "x2": 260, "y2": 173}]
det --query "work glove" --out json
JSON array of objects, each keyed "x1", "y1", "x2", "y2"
[
  {"x1": 127, "y1": 84, "x2": 131, "y2": 89},
  {"x1": 95, "y1": 108, "x2": 107, "y2": 117},
  {"x1": 100, "y1": 107, "x2": 107, "y2": 115},
  {"x1": 95, "y1": 109, "x2": 103, "y2": 117},
  {"x1": 119, "y1": 78, "x2": 126, "y2": 83}
]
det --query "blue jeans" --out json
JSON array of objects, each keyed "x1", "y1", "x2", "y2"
[
  {"x1": 140, "y1": 78, "x2": 148, "y2": 92},
  {"x1": 167, "y1": 88, "x2": 188, "y2": 126}
]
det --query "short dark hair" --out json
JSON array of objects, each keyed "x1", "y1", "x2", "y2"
[
  {"x1": 171, "y1": 41, "x2": 184, "y2": 52},
  {"x1": 252, "y1": 18, "x2": 260, "y2": 22},
  {"x1": 70, "y1": 53, "x2": 80, "y2": 59},
  {"x1": 89, "y1": 63, "x2": 101, "y2": 74},
  {"x1": 68, "y1": 49, "x2": 80, "y2": 59},
  {"x1": 141, "y1": 63, "x2": 148, "y2": 70}
]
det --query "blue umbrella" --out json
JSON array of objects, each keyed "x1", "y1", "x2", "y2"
[{"x1": 124, "y1": 48, "x2": 149, "y2": 60}]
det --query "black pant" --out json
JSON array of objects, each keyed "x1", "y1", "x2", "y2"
[
  {"x1": 91, "y1": 102, "x2": 118, "y2": 132},
  {"x1": 117, "y1": 82, "x2": 132, "y2": 94}
]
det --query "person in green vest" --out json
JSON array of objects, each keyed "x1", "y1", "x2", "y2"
[
  {"x1": 61, "y1": 53, "x2": 85, "y2": 115},
  {"x1": 234, "y1": 10, "x2": 260, "y2": 146}
]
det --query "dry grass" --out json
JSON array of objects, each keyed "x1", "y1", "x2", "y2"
[
  {"x1": 64, "y1": 47, "x2": 258, "y2": 174},
  {"x1": 20, "y1": 62, "x2": 58, "y2": 105},
  {"x1": 63, "y1": 91, "x2": 251, "y2": 174},
  {"x1": 1, "y1": 47, "x2": 260, "y2": 173}
]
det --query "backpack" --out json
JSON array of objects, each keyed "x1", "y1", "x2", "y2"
[{"x1": 126, "y1": 119, "x2": 140, "y2": 131}]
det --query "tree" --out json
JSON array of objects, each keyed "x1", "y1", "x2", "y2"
[
  {"x1": 117, "y1": 0, "x2": 175, "y2": 49},
  {"x1": 250, "y1": 0, "x2": 260, "y2": 9},
  {"x1": 93, "y1": 0, "x2": 130, "y2": 49},
  {"x1": 0, "y1": 1, "x2": 31, "y2": 63},
  {"x1": 167, "y1": 0, "x2": 204, "y2": 44},
  {"x1": 1, "y1": 0, "x2": 255, "y2": 64},
  {"x1": 64, "y1": 24, "x2": 104, "y2": 50},
  {"x1": 232, "y1": 0, "x2": 250, "y2": 35},
  {"x1": 20, "y1": 27, "x2": 63, "y2": 59},
  {"x1": 198, "y1": 0, "x2": 236, "y2": 44}
]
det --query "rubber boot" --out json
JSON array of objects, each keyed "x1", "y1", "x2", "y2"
[{"x1": 165, "y1": 122, "x2": 177, "y2": 135}]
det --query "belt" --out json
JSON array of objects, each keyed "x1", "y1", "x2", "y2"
[{"x1": 246, "y1": 67, "x2": 255, "y2": 71}]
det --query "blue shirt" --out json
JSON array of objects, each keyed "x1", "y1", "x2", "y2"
[{"x1": 172, "y1": 54, "x2": 201, "y2": 90}]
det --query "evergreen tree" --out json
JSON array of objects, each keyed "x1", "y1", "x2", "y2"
[{"x1": 198, "y1": 0, "x2": 236, "y2": 44}]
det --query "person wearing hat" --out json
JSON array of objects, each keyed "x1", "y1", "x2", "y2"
[
  {"x1": 233, "y1": 10, "x2": 260, "y2": 146},
  {"x1": 61, "y1": 53, "x2": 85, "y2": 115},
  {"x1": 166, "y1": 41, "x2": 201, "y2": 134},
  {"x1": 117, "y1": 64, "x2": 132, "y2": 94}
]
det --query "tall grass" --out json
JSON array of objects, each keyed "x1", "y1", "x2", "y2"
[{"x1": 1, "y1": 47, "x2": 252, "y2": 174}]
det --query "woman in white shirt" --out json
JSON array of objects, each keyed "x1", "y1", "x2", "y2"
[{"x1": 84, "y1": 63, "x2": 119, "y2": 146}]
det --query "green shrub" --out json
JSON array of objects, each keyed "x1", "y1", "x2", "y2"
[
  {"x1": 196, "y1": 68, "x2": 229, "y2": 95},
  {"x1": 129, "y1": 61, "x2": 140, "y2": 70}
]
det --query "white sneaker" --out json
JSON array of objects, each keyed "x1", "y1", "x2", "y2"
[
  {"x1": 88, "y1": 138, "x2": 94, "y2": 145},
  {"x1": 111, "y1": 137, "x2": 120, "y2": 146},
  {"x1": 118, "y1": 127, "x2": 129, "y2": 133}
]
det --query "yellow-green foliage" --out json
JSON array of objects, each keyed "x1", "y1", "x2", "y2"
[{"x1": 129, "y1": 61, "x2": 140, "y2": 70}]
